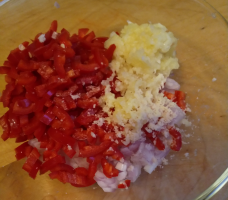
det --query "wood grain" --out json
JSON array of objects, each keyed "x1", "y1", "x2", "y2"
[{"x1": 0, "y1": 0, "x2": 227, "y2": 199}]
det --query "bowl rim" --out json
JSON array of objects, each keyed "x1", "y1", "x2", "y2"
[
  {"x1": 193, "y1": 1, "x2": 228, "y2": 199},
  {"x1": 0, "y1": 0, "x2": 227, "y2": 199}
]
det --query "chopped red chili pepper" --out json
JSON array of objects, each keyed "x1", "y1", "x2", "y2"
[
  {"x1": 40, "y1": 155, "x2": 65, "y2": 174},
  {"x1": 1, "y1": 83, "x2": 15, "y2": 107},
  {"x1": 118, "y1": 180, "x2": 131, "y2": 189},
  {"x1": 22, "y1": 147, "x2": 40, "y2": 173},
  {"x1": 50, "y1": 163, "x2": 74, "y2": 174},
  {"x1": 101, "y1": 158, "x2": 119, "y2": 178},
  {"x1": 169, "y1": 127, "x2": 182, "y2": 151},
  {"x1": 79, "y1": 141, "x2": 112, "y2": 158}
]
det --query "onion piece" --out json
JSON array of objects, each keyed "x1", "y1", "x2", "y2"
[
  {"x1": 96, "y1": 180, "x2": 108, "y2": 188},
  {"x1": 164, "y1": 78, "x2": 180, "y2": 90},
  {"x1": 115, "y1": 162, "x2": 127, "y2": 171},
  {"x1": 126, "y1": 164, "x2": 141, "y2": 182},
  {"x1": 117, "y1": 171, "x2": 127, "y2": 181},
  {"x1": 144, "y1": 163, "x2": 158, "y2": 174}
]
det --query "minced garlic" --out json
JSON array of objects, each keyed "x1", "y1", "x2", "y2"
[{"x1": 99, "y1": 22, "x2": 184, "y2": 145}]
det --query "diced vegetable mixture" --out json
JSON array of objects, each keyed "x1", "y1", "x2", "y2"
[{"x1": 0, "y1": 21, "x2": 189, "y2": 191}]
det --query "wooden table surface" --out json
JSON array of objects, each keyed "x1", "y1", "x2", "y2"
[{"x1": 0, "y1": 0, "x2": 227, "y2": 200}]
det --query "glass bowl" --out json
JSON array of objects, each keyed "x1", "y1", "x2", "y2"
[{"x1": 0, "y1": 0, "x2": 227, "y2": 199}]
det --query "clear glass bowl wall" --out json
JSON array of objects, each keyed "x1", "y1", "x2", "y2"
[{"x1": 0, "y1": 0, "x2": 227, "y2": 200}]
